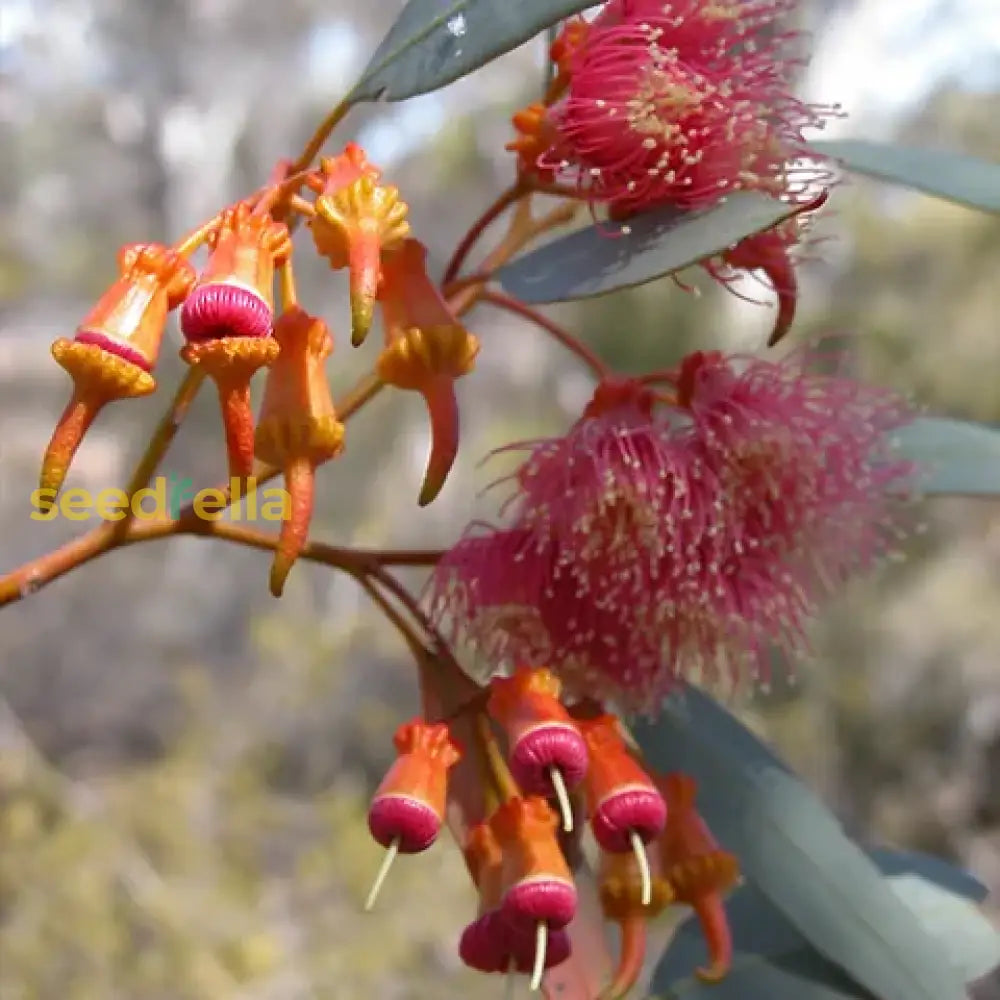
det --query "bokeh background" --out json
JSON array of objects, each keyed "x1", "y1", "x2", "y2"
[{"x1": 1, "y1": 1, "x2": 999, "y2": 997}]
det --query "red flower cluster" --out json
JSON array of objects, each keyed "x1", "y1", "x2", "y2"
[{"x1": 429, "y1": 353, "x2": 913, "y2": 712}]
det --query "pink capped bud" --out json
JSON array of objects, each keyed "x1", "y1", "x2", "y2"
[
  {"x1": 368, "y1": 719, "x2": 462, "y2": 853},
  {"x1": 578, "y1": 714, "x2": 667, "y2": 852},
  {"x1": 488, "y1": 667, "x2": 588, "y2": 798},
  {"x1": 492, "y1": 797, "x2": 577, "y2": 931},
  {"x1": 364, "y1": 719, "x2": 461, "y2": 911},
  {"x1": 180, "y1": 283, "x2": 273, "y2": 342}
]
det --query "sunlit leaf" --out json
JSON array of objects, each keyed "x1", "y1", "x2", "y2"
[
  {"x1": 649, "y1": 848, "x2": 1000, "y2": 999},
  {"x1": 351, "y1": 0, "x2": 596, "y2": 103},
  {"x1": 890, "y1": 417, "x2": 1000, "y2": 496},
  {"x1": 496, "y1": 194, "x2": 799, "y2": 304},
  {"x1": 632, "y1": 686, "x2": 968, "y2": 1000},
  {"x1": 812, "y1": 140, "x2": 1000, "y2": 214}
]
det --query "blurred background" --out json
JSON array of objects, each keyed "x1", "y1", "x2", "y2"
[{"x1": 0, "y1": 1, "x2": 998, "y2": 997}]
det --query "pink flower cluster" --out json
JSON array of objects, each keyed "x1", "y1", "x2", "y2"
[
  {"x1": 542, "y1": 0, "x2": 838, "y2": 217},
  {"x1": 428, "y1": 352, "x2": 914, "y2": 712}
]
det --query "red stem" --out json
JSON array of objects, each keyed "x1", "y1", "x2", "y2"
[
  {"x1": 442, "y1": 182, "x2": 525, "y2": 286},
  {"x1": 478, "y1": 290, "x2": 609, "y2": 378}
]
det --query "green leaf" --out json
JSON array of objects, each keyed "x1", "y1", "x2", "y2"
[
  {"x1": 890, "y1": 417, "x2": 1000, "y2": 496},
  {"x1": 650, "y1": 854, "x2": 1000, "y2": 999},
  {"x1": 496, "y1": 193, "x2": 798, "y2": 304},
  {"x1": 632, "y1": 686, "x2": 968, "y2": 1000},
  {"x1": 811, "y1": 140, "x2": 1000, "y2": 214},
  {"x1": 350, "y1": 0, "x2": 595, "y2": 103}
]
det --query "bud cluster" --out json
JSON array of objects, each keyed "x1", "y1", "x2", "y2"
[{"x1": 363, "y1": 670, "x2": 738, "y2": 994}]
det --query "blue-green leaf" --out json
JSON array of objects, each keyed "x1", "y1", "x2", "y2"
[
  {"x1": 812, "y1": 140, "x2": 1000, "y2": 214},
  {"x1": 496, "y1": 193, "x2": 799, "y2": 304},
  {"x1": 890, "y1": 417, "x2": 1000, "y2": 496},
  {"x1": 632, "y1": 686, "x2": 968, "y2": 1000},
  {"x1": 350, "y1": 0, "x2": 595, "y2": 103},
  {"x1": 651, "y1": 852, "x2": 1000, "y2": 999}
]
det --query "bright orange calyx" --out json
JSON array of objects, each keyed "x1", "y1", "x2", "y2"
[
  {"x1": 656, "y1": 773, "x2": 739, "y2": 984},
  {"x1": 368, "y1": 719, "x2": 462, "y2": 855},
  {"x1": 254, "y1": 307, "x2": 345, "y2": 597},
  {"x1": 375, "y1": 238, "x2": 479, "y2": 506},
  {"x1": 506, "y1": 103, "x2": 558, "y2": 180},
  {"x1": 309, "y1": 143, "x2": 411, "y2": 347},
  {"x1": 491, "y1": 796, "x2": 577, "y2": 929},
  {"x1": 39, "y1": 243, "x2": 195, "y2": 502}
]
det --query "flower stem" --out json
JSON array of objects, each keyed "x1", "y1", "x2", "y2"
[
  {"x1": 478, "y1": 290, "x2": 608, "y2": 378},
  {"x1": 442, "y1": 182, "x2": 526, "y2": 286},
  {"x1": 290, "y1": 98, "x2": 351, "y2": 174}
]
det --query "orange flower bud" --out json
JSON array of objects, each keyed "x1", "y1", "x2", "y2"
[
  {"x1": 309, "y1": 143, "x2": 410, "y2": 347},
  {"x1": 656, "y1": 773, "x2": 739, "y2": 984},
  {"x1": 577, "y1": 715, "x2": 666, "y2": 852},
  {"x1": 375, "y1": 238, "x2": 479, "y2": 506},
  {"x1": 40, "y1": 243, "x2": 195, "y2": 502},
  {"x1": 492, "y1": 796, "x2": 576, "y2": 931},
  {"x1": 254, "y1": 307, "x2": 345, "y2": 596},
  {"x1": 487, "y1": 668, "x2": 587, "y2": 829},
  {"x1": 460, "y1": 820, "x2": 572, "y2": 975},
  {"x1": 368, "y1": 719, "x2": 462, "y2": 854},
  {"x1": 179, "y1": 203, "x2": 291, "y2": 478},
  {"x1": 597, "y1": 849, "x2": 674, "y2": 1000}
]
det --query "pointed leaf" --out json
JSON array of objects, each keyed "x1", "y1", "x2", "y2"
[
  {"x1": 496, "y1": 194, "x2": 799, "y2": 304},
  {"x1": 812, "y1": 140, "x2": 1000, "y2": 214},
  {"x1": 890, "y1": 417, "x2": 1000, "y2": 496},
  {"x1": 350, "y1": 0, "x2": 596, "y2": 103},
  {"x1": 650, "y1": 848, "x2": 1000, "y2": 999},
  {"x1": 632, "y1": 686, "x2": 968, "y2": 1000}
]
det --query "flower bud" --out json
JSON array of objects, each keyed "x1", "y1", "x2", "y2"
[
  {"x1": 179, "y1": 203, "x2": 291, "y2": 477},
  {"x1": 368, "y1": 719, "x2": 462, "y2": 853},
  {"x1": 40, "y1": 243, "x2": 195, "y2": 501},
  {"x1": 487, "y1": 667, "x2": 587, "y2": 831},
  {"x1": 254, "y1": 307, "x2": 345, "y2": 596},
  {"x1": 577, "y1": 715, "x2": 667, "y2": 852},
  {"x1": 492, "y1": 797, "x2": 577, "y2": 931},
  {"x1": 375, "y1": 238, "x2": 479, "y2": 505},
  {"x1": 656, "y1": 772, "x2": 739, "y2": 983},
  {"x1": 309, "y1": 142, "x2": 410, "y2": 347}
]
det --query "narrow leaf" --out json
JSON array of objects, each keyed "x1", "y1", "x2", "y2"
[
  {"x1": 651, "y1": 849, "x2": 1000, "y2": 999},
  {"x1": 632, "y1": 686, "x2": 967, "y2": 1000},
  {"x1": 351, "y1": 0, "x2": 595, "y2": 103},
  {"x1": 496, "y1": 194, "x2": 799, "y2": 304},
  {"x1": 890, "y1": 417, "x2": 1000, "y2": 496},
  {"x1": 812, "y1": 140, "x2": 1000, "y2": 214}
]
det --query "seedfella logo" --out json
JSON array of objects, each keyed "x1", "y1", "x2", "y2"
[{"x1": 30, "y1": 475, "x2": 291, "y2": 522}]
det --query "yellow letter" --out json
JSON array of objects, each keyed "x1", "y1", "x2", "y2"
[
  {"x1": 193, "y1": 488, "x2": 226, "y2": 522},
  {"x1": 94, "y1": 488, "x2": 128, "y2": 521},
  {"x1": 132, "y1": 478, "x2": 167, "y2": 520},
  {"x1": 62, "y1": 488, "x2": 91, "y2": 521},
  {"x1": 29, "y1": 488, "x2": 59, "y2": 521},
  {"x1": 260, "y1": 488, "x2": 290, "y2": 522},
  {"x1": 245, "y1": 477, "x2": 258, "y2": 521}
]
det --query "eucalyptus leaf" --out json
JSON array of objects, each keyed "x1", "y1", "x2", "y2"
[
  {"x1": 650, "y1": 849, "x2": 1000, "y2": 999},
  {"x1": 351, "y1": 0, "x2": 595, "y2": 103},
  {"x1": 496, "y1": 193, "x2": 799, "y2": 304},
  {"x1": 890, "y1": 417, "x2": 1000, "y2": 496},
  {"x1": 812, "y1": 140, "x2": 1000, "y2": 214},
  {"x1": 632, "y1": 686, "x2": 968, "y2": 1000}
]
